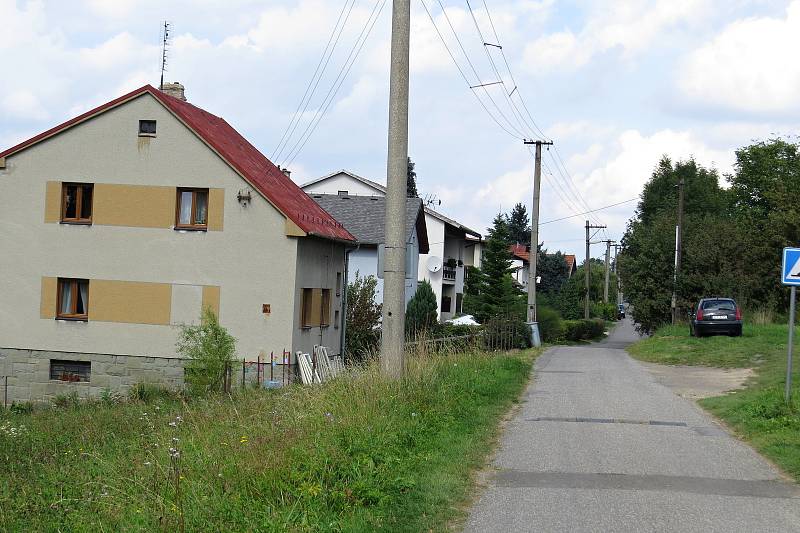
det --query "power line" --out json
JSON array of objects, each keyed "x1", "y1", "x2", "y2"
[
  {"x1": 539, "y1": 198, "x2": 638, "y2": 225},
  {"x1": 282, "y1": 0, "x2": 388, "y2": 167},
  {"x1": 272, "y1": 0, "x2": 356, "y2": 161},
  {"x1": 419, "y1": 0, "x2": 521, "y2": 139}
]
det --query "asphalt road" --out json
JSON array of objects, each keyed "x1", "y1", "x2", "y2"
[{"x1": 465, "y1": 319, "x2": 800, "y2": 532}]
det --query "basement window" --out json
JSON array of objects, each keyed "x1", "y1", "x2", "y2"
[
  {"x1": 50, "y1": 360, "x2": 91, "y2": 382},
  {"x1": 138, "y1": 120, "x2": 157, "y2": 137}
]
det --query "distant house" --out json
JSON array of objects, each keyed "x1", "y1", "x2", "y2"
[
  {"x1": 0, "y1": 83, "x2": 356, "y2": 403},
  {"x1": 308, "y1": 193, "x2": 429, "y2": 305},
  {"x1": 510, "y1": 247, "x2": 578, "y2": 291},
  {"x1": 565, "y1": 254, "x2": 578, "y2": 277},
  {"x1": 302, "y1": 170, "x2": 482, "y2": 321}
]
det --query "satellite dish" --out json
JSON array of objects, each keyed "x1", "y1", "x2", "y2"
[{"x1": 427, "y1": 255, "x2": 442, "y2": 273}]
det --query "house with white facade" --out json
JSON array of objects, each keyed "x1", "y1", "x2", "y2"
[
  {"x1": 302, "y1": 170, "x2": 481, "y2": 321},
  {"x1": 0, "y1": 84, "x2": 356, "y2": 403},
  {"x1": 308, "y1": 193, "x2": 428, "y2": 306}
]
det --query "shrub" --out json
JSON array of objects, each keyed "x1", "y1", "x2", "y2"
[
  {"x1": 345, "y1": 272, "x2": 382, "y2": 362},
  {"x1": 563, "y1": 319, "x2": 606, "y2": 342},
  {"x1": 406, "y1": 280, "x2": 438, "y2": 338},
  {"x1": 591, "y1": 302, "x2": 618, "y2": 321},
  {"x1": 128, "y1": 382, "x2": 179, "y2": 403},
  {"x1": 177, "y1": 307, "x2": 237, "y2": 397},
  {"x1": 537, "y1": 306, "x2": 564, "y2": 342}
]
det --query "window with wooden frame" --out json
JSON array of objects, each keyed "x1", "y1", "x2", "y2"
[
  {"x1": 301, "y1": 288, "x2": 314, "y2": 328},
  {"x1": 321, "y1": 289, "x2": 331, "y2": 327},
  {"x1": 57, "y1": 278, "x2": 89, "y2": 320},
  {"x1": 335, "y1": 272, "x2": 342, "y2": 297},
  {"x1": 175, "y1": 188, "x2": 209, "y2": 230},
  {"x1": 61, "y1": 183, "x2": 93, "y2": 224}
]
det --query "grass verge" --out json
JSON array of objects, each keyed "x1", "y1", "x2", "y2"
[
  {"x1": 627, "y1": 322, "x2": 800, "y2": 481},
  {"x1": 0, "y1": 348, "x2": 537, "y2": 532}
]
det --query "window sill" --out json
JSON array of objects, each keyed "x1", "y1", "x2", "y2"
[
  {"x1": 138, "y1": 133, "x2": 157, "y2": 138},
  {"x1": 174, "y1": 225, "x2": 208, "y2": 232},
  {"x1": 301, "y1": 326, "x2": 313, "y2": 330},
  {"x1": 55, "y1": 316, "x2": 88, "y2": 322},
  {"x1": 49, "y1": 379, "x2": 90, "y2": 384},
  {"x1": 60, "y1": 220, "x2": 92, "y2": 226}
]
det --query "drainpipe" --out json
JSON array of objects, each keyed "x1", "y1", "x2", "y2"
[{"x1": 340, "y1": 244, "x2": 359, "y2": 363}]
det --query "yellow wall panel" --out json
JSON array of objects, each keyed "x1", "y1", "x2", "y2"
[
  {"x1": 44, "y1": 182, "x2": 61, "y2": 223},
  {"x1": 92, "y1": 184, "x2": 176, "y2": 228},
  {"x1": 202, "y1": 285, "x2": 221, "y2": 317},
  {"x1": 89, "y1": 280, "x2": 172, "y2": 325},
  {"x1": 208, "y1": 188, "x2": 224, "y2": 231},
  {"x1": 40, "y1": 277, "x2": 57, "y2": 318}
]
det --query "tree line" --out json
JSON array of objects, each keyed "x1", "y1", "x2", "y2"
[{"x1": 618, "y1": 138, "x2": 800, "y2": 332}]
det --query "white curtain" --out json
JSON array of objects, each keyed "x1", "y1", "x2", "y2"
[
  {"x1": 179, "y1": 191, "x2": 192, "y2": 224},
  {"x1": 79, "y1": 282, "x2": 88, "y2": 315},
  {"x1": 60, "y1": 282, "x2": 73, "y2": 314}
]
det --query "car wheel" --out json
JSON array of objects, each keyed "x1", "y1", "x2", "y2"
[{"x1": 734, "y1": 327, "x2": 742, "y2": 337}]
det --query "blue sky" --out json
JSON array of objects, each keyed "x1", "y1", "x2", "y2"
[{"x1": 2, "y1": 0, "x2": 798, "y2": 258}]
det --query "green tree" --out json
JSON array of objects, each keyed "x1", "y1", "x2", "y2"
[
  {"x1": 407, "y1": 157, "x2": 419, "y2": 198},
  {"x1": 555, "y1": 259, "x2": 617, "y2": 320},
  {"x1": 506, "y1": 203, "x2": 531, "y2": 245},
  {"x1": 406, "y1": 280, "x2": 438, "y2": 337},
  {"x1": 537, "y1": 248, "x2": 570, "y2": 294},
  {"x1": 345, "y1": 272, "x2": 382, "y2": 362},
  {"x1": 468, "y1": 213, "x2": 522, "y2": 322},
  {"x1": 177, "y1": 308, "x2": 237, "y2": 396}
]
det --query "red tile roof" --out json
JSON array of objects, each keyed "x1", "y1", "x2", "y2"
[
  {"x1": 565, "y1": 254, "x2": 577, "y2": 273},
  {"x1": 510, "y1": 244, "x2": 530, "y2": 262},
  {"x1": 0, "y1": 85, "x2": 355, "y2": 243}
]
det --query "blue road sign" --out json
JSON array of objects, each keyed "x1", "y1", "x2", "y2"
[{"x1": 783, "y1": 247, "x2": 800, "y2": 286}]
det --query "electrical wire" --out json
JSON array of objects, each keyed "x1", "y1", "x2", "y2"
[
  {"x1": 539, "y1": 197, "x2": 638, "y2": 225},
  {"x1": 272, "y1": 0, "x2": 357, "y2": 162}
]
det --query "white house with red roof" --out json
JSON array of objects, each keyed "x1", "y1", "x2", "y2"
[{"x1": 0, "y1": 84, "x2": 355, "y2": 403}]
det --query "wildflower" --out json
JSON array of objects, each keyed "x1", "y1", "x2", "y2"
[
  {"x1": 144, "y1": 461, "x2": 152, "y2": 466},
  {"x1": 154, "y1": 406, "x2": 160, "y2": 411},
  {"x1": 411, "y1": 412, "x2": 418, "y2": 417},
  {"x1": 172, "y1": 437, "x2": 179, "y2": 443},
  {"x1": 175, "y1": 416, "x2": 183, "y2": 423},
  {"x1": 168, "y1": 422, "x2": 177, "y2": 428}
]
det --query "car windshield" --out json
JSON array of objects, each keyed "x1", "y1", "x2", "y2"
[{"x1": 701, "y1": 299, "x2": 736, "y2": 311}]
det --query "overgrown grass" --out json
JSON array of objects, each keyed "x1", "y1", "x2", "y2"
[
  {"x1": 0, "y1": 348, "x2": 537, "y2": 532},
  {"x1": 627, "y1": 322, "x2": 800, "y2": 480}
]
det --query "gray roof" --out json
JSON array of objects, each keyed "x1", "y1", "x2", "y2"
[{"x1": 309, "y1": 194, "x2": 428, "y2": 252}]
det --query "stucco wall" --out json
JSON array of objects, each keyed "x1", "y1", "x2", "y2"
[
  {"x1": 292, "y1": 237, "x2": 346, "y2": 357},
  {"x1": 348, "y1": 232, "x2": 419, "y2": 307},
  {"x1": 418, "y1": 213, "x2": 445, "y2": 319},
  {"x1": 303, "y1": 173, "x2": 383, "y2": 196},
  {"x1": 0, "y1": 93, "x2": 298, "y2": 361}
]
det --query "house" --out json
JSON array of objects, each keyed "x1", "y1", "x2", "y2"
[
  {"x1": 0, "y1": 83, "x2": 356, "y2": 403},
  {"x1": 510, "y1": 244, "x2": 531, "y2": 291},
  {"x1": 565, "y1": 254, "x2": 578, "y2": 277},
  {"x1": 308, "y1": 193, "x2": 429, "y2": 305},
  {"x1": 302, "y1": 170, "x2": 482, "y2": 321}
]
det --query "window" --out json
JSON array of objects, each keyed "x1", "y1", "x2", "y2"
[
  {"x1": 57, "y1": 278, "x2": 89, "y2": 320},
  {"x1": 176, "y1": 188, "x2": 209, "y2": 230},
  {"x1": 441, "y1": 295, "x2": 452, "y2": 313},
  {"x1": 337, "y1": 190, "x2": 348, "y2": 196},
  {"x1": 334, "y1": 309, "x2": 340, "y2": 330},
  {"x1": 301, "y1": 288, "x2": 314, "y2": 328},
  {"x1": 335, "y1": 272, "x2": 342, "y2": 297},
  {"x1": 321, "y1": 289, "x2": 331, "y2": 327},
  {"x1": 50, "y1": 360, "x2": 91, "y2": 382},
  {"x1": 138, "y1": 120, "x2": 157, "y2": 136},
  {"x1": 61, "y1": 183, "x2": 93, "y2": 224}
]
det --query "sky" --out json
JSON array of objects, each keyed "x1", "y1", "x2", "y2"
[{"x1": 2, "y1": 0, "x2": 799, "y2": 258}]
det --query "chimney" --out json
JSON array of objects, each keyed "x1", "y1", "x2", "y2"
[
  {"x1": 280, "y1": 167, "x2": 291, "y2": 178},
  {"x1": 160, "y1": 81, "x2": 187, "y2": 101}
]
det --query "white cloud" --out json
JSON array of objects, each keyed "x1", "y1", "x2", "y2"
[
  {"x1": 678, "y1": 1, "x2": 800, "y2": 114},
  {"x1": 2, "y1": 91, "x2": 49, "y2": 121},
  {"x1": 523, "y1": 0, "x2": 709, "y2": 71}
]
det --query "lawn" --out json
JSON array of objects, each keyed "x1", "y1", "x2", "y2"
[
  {"x1": 627, "y1": 322, "x2": 800, "y2": 481},
  {"x1": 0, "y1": 348, "x2": 537, "y2": 532}
]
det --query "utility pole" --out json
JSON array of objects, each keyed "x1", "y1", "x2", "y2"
[
  {"x1": 671, "y1": 177, "x2": 685, "y2": 325},
  {"x1": 380, "y1": 0, "x2": 410, "y2": 379},
  {"x1": 612, "y1": 243, "x2": 622, "y2": 306},
  {"x1": 585, "y1": 220, "x2": 607, "y2": 319},
  {"x1": 523, "y1": 139, "x2": 553, "y2": 347},
  {"x1": 603, "y1": 240, "x2": 615, "y2": 304}
]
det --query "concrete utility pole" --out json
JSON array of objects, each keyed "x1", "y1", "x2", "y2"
[
  {"x1": 671, "y1": 177, "x2": 685, "y2": 325},
  {"x1": 380, "y1": 0, "x2": 410, "y2": 379},
  {"x1": 612, "y1": 243, "x2": 622, "y2": 305},
  {"x1": 523, "y1": 139, "x2": 553, "y2": 347},
  {"x1": 585, "y1": 220, "x2": 607, "y2": 319},
  {"x1": 603, "y1": 240, "x2": 615, "y2": 304}
]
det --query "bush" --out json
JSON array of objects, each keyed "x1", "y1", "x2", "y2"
[
  {"x1": 177, "y1": 307, "x2": 237, "y2": 397},
  {"x1": 537, "y1": 306, "x2": 565, "y2": 342},
  {"x1": 406, "y1": 280, "x2": 438, "y2": 338},
  {"x1": 563, "y1": 319, "x2": 606, "y2": 342},
  {"x1": 591, "y1": 302, "x2": 618, "y2": 321},
  {"x1": 345, "y1": 273, "x2": 382, "y2": 362}
]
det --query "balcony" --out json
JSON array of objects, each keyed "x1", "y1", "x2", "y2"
[{"x1": 443, "y1": 265, "x2": 457, "y2": 282}]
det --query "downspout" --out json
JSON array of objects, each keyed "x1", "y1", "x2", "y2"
[{"x1": 340, "y1": 243, "x2": 359, "y2": 363}]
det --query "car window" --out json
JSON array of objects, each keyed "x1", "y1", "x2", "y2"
[{"x1": 701, "y1": 299, "x2": 736, "y2": 311}]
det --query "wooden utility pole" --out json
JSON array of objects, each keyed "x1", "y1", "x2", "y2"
[
  {"x1": 671, "y1": 177, "x2": 685, "y2": 325},
  {"x1": 585, "y1": 220, "x2": 607, "y2": 319},
  {"x1": 523, "y1": 139, "x2": 553, "y2": 346},
  {"x1": 380, "y1": 0, "x2": 410, "y2": 378}
]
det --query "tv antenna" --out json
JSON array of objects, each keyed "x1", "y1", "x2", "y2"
[
  {"x1": 159, "y1": 21, "x2": 171, "y2": 90},
  {"x1": 423, "y1": 193, "x2": 441, "y2": 208}
]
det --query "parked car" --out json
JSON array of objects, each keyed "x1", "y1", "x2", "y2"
[
  {"x1": 617, "y1": 304, "x2": 626, "y2": 319},
  {"x1": 690, "y1": 298, "x2": 742, "y2": 337}
]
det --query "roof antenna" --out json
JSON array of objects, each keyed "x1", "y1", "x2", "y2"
[{"x1": 159, "y1": 21, "x2": 171, "y2": 90}]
